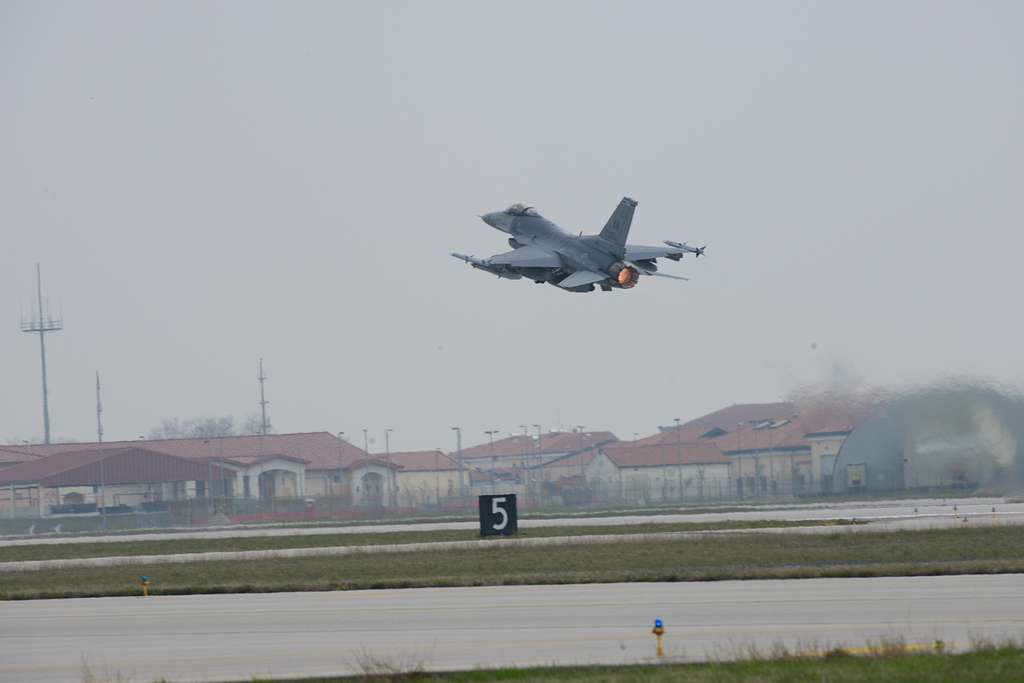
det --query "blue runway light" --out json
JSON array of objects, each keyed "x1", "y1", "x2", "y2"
[{"x1": 654, "y1": 618, "x2": 663, "y2": 628}]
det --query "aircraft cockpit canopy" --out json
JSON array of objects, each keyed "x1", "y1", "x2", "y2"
[{"x1": 505, "y1": 203, "x2": 539, "y2": 217}]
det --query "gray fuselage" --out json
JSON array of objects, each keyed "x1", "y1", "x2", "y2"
[{"x1": 481, "y1": 211, "x2": 621, "y2": 275}]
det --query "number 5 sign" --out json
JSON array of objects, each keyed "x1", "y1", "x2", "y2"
[{"x1": 478, "y1": 494, "x2": 518, "y2": 537}]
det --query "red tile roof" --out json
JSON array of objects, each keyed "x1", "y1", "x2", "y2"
[
  {"x1": 9, "y1": 432, "x2": 366, "y2": 472},
  {"x1": 630, "y1": 425, "x2": 713, "y2": 446},
  {"x1": 0, "y1": 447, "x2": 43, "y2": 467},
  {"x1": 224, "y1": 453, "x2": 310, "y2": 466},
  {"x1": 386, "y1": 450, "x2": 461, "y2": 472},
  {"x1": 342, "y1": 456, "x2": 401, "y2": 471},
  {"x1": 797, "y1": 405, "x2": 863, "y2": 436},
  {"x1": 601, "y1": 442, "x2": 729, "y2": 467},
  {"x1": 457, "y1": 431, "x2": 617, "y2": 460},
  {"x1": 632, "y1": 402, "x2": 863, "y2": 452},
  {"x1": 538, "y1": 448, "x2": 602, "y2": 471},
  {"x1": 681, "y1": 402, "x2": 797, "y2": 433},
  {"x1": 0, "y1": 447, "x2": 235, "y2": 486},
  {"x1": 713, "y1": 417, "x2": 815, "y2": 453}
]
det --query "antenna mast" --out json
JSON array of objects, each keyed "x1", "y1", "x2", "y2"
[
  {"x1": 257, "y1": 358, "x2": 269, "y2": 436},
  {"x1": 96, "y1": 371, "x2": 104, "y2": 443},
  {"x1": 20, "y1": 264, "x2": 63, "y2": 444}
]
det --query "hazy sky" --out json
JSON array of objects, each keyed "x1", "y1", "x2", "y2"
[{"x1": 3, "y1": 1, "x2": 1022, "y2": 451}]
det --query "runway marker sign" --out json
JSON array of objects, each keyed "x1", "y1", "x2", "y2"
[{"x1": 479, "y1": 494, "x2": 518, "y2": 537}]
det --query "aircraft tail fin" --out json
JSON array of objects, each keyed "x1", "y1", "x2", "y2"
[{"x1": 599, "y1": 197, "x2": 637, "y2": 252}]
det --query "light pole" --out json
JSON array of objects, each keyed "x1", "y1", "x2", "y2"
[
  {"x1": 518, "y1": 425, "x2": 529, "y2": 465},
  {"x1": 575, "y1": 425, "x2": 585, "y2": 479},
  {"x1": 434, "y1": 448, "x2": 440, "y2": 506},
  {"x1": 532, "y1": 424, "x2": 542, "y2": 504},
  {"x1": 385, "y1": 428, "x2": 394, "y2": 507},
  {"x1": 532, "y1": 424, "x2": 542, "y2": 466},
  {"x1": 451, "y1": 427, "x2": 464, "y2": 503},
  {"x1": 362, "y1": 429, "x2": 368, "y2": 457},
  {"x1": 753, "y1": 426, "x2": 761, "y2": 497},
  {"x1": 735, "y1": 422, "x2": 742, "y2": 499},
  {"x1": 336, "y1": 432, "x2": 345, "y2": 497},
  {"x1": 99, "y1": 455, "x2": 106, "y2": 530},
  {"x1": 519, "y1": 425, "x2": 529, "y2": 506},
  {"x1": 204, "y1": 439, "x2": 212, "y2": 516},
  {"x1": 674, "y1": 417, "x2": 683, "y2": 502},
  {"x1": 485, "y1": 430, "x2": 499, "y2": 494}
]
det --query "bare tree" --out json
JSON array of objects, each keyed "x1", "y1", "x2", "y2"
[
  {"x1": 149, "y1": 416, "x2": 237, "y2": 439},
  {"x1": 241, "y1": 413, "x2": 274, "y2": 436}
]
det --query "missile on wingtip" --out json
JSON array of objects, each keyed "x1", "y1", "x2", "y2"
[
  {"x1": 450, "y1": 252, "x2": 522, "y2": 279},
  {"x1": 451, "y1": 252, "x2": 484, "y2": 266},
  {"x1": 663, "y1": 240, "x2": 706, "y2": 257}
]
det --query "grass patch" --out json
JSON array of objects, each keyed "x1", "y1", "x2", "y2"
[
  {"x1": 2, "y1": 525, "x2": 1023, "y2": 600},
  {"x1": 0, "y1": 519, "x2": 853, "y2": 563},
  {"x1": 241, "y1": 644, "x2": 1024, "y2": 682}
]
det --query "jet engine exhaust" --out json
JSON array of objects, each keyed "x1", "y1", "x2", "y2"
[{"x1": 611, "y1": 263, "x2": 639, "y2": 289}]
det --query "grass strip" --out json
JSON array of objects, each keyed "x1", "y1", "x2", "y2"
[
  {"x1": 0, "y1": 519, "x2": 852, "y2": 563},
  {"x1": 2, "y1": 525, "x2": 1023, "y2": 600},
  {"x1": 241, "y1": 645, "x2": 1024, "y2": 682}
]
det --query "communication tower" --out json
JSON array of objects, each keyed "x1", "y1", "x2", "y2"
[
  {"x1": 20, "y1": 264, "x2": 63, "y2": 444},
  {"x1": 96, "y1": 371, "x2": 104, "y2": 443},
  {"x1": 257, "y1": 358, "x2": 269, "y2": 436}
]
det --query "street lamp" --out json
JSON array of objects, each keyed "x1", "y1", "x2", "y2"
[
  {"x1": 336, "y1": 432, "x2": 345, "y2": 497},
  {"x1": 674, "y1": 417, "x2": 683, "y2": 503},
  {"x1": 575, "y1": 425, "x2": 585, "y2": 479},
  {"x1": 753, "y1": 425, "x2": 761, "y2": 497},
  {"x1": 518, "y1": 425, "x2": 530, "y2": 505},
  {"x1": 532, "y1": 424, "x2": 543, "y2": 504},
  {"x1": 385, "y1": 428, "x2": 394, "y2": 507},
  {"x1": 735, "y1": 422, "x2": 743, "y2": 499},
  {"x1": 451, "y1": 427, "x2": 463, "y2": 503},
  {"x1": 362, "y1": 429, "x2": 368, "y2": 457},
  {"x1": 485, "y1": 430, "x2": 499, "y2": 494}
]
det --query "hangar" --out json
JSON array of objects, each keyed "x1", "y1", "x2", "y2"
[
  {"x1": 831, "y1": 385, "x2": 1024, "y2": 494},
  {"x1": 0, "y1": 447, "x2": 234, "y2": 518},
  {"x1": 15, "y1": 432, "x2": 365, "y2": 499}
]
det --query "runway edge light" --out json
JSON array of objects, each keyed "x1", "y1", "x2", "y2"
[
  {"x1": 652, "y1": 618, "x2": 665, "y2": 657},
  {"x1": 140, "y1": 576, "x2": 151, "y2": 598}
]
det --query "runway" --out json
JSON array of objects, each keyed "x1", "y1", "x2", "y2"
[{"x1": 2, "y1": 574, "x2": 1022, "y2": 682}]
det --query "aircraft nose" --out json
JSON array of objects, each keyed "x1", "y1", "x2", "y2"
[{"x1": 481, "y1": 212, "x2": 505, "y2": 229}]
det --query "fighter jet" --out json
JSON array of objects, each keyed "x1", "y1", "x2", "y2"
[{"x1": 451, "y1": 198, "x2": 705, "y2": 292}]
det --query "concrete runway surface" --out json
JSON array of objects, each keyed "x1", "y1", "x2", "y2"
[{"x1": 2, "y1": 574, "x2": 1022, "y2": 682}]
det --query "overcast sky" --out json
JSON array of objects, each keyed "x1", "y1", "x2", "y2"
[{"x1": 3, "y1": 1, "x2": 1022, "y2": 451}]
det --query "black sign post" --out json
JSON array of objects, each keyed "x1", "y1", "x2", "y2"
[{"x1": 478, "y1": 494, "x2": 518, "y2": 537}]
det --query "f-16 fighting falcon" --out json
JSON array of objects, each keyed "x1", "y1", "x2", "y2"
[{"x1": 451, "y1": 197, "x2": 705, "y2": 292}]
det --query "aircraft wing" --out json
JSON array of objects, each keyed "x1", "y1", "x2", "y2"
[
  {"x1": 489, "y1": 246, "x2": 563, "y2": 268},
  {"x1": 625, "y1": 242, "x2": 705, "y2": 261},
  {"x1": 624, "y1": 244, "x2": 685, "y2": 261}
]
